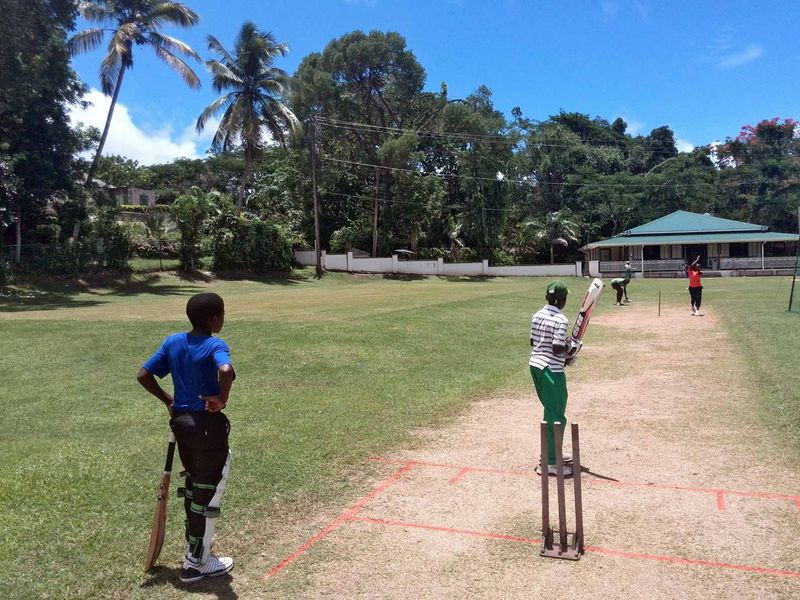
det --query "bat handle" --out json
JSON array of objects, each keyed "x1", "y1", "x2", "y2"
[{"x1": 164, "y1": 432, "x2": 177, "y2": 472}]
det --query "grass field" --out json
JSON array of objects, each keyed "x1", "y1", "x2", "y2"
[{"x1": 1, "y1": 271, "x2": 797, "y2": 599}]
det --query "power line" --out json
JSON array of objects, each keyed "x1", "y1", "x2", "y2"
[
  {"x1": 321, "y1": 155, "x2": 792, "y2": 190},
  {"x1": 322, "y1": 190, "x2": 514, "y2": 213},
  {"x1": 315, "y1": 116, "x2": 737, "y2": 159}
]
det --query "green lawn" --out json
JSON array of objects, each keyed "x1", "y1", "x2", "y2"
[{"x1": 1, "y1": 271, "x2": 797, "y2": 598}]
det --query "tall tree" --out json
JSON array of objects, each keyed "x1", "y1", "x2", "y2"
[
  {"x1": 716, "y1": 118, "x2": 800, "y2": 232},
  {"x1": 197, "y1": 21, "x2": 299, "y2": 214},
  {"x1": 68, "y1": 0, "x2": 201, "y2": 185},
  {"x1": 292, "y1": 30, "x2": 427, "y2": 255},
  {"x1": 523, "y1": 208, "x2": 581, "y2": 264},
  {"x1": 0, "y1": 0, "x2": 89, "y2": 262}
]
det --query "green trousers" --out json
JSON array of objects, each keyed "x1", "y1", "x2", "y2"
[{"x1": 530, "y1": 365, "x2": 568, "y2": 465}]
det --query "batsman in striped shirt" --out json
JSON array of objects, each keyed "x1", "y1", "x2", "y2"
[{"x1": 529, "y1": 280, "x2": 573, "y2": 476}]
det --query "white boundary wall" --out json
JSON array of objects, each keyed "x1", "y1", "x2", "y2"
[{"x1": 295, "y1": 250, "x2": 582, "y2": 278}]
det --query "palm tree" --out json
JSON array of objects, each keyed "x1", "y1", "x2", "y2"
[
  {"x1": 196, "y1": 22, "x2": 300, "y2": 214},
  {"x1": 68, "y1": 1, "x2": 201, "y2": 186},
  {"x1": 524, "y1": 208, "x2": 581, "y2": 264}
]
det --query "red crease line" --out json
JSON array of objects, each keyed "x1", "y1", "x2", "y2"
[
  {"x1": 716, "y1": 491, "x2": 726, "y2": 511},
  {"x1": 585, "y1": 545, "x2": 800, "y2": 579},
  {"x1": 354, "y1": 515, "x2": 800, "y2": 580},
  {"x1": 351, "y1": 515, "x2": 540, "y2": 545},
  {"x1": 262, "y1": 462, "x2": 415, "y2": 581},
  {"x1": 448, "y1": 467, "x2": 470, "y2": 485},
  {"x1": 369, "y1": 457, "x2": 800, "y2": 507}
]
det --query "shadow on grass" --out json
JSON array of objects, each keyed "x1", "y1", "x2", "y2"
[
  {"x1": 0, "y1": 273, "x2": 202, "y2": 312},
  {"x1": 440, "y1": 275, "x2": 491, "y2": 283},
  {"x1": 213, "y1": 269, "x2": 309, "y2": 286},
  {"x1": 381, "y1": 274, "x2": 493, "y2": 283},
  {"x1": 381, "y1": 273, "x2": 427, "y2": 281},
  {"x1": 141, "y1": 566, "x2": 238, "y2": 599}
]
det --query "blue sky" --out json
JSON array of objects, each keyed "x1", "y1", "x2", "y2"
[{"x1": 68, "y1": 0, "x2": 800, "y2": 164}]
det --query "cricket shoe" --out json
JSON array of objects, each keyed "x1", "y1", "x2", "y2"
[
  {"x1": 536, "y1": 463, "x2": 573, "y2": 477},
  {"x1": 180, "y1": 554, "x2": 234, "y2": 583},
  {"x1": 538, "y1": 455, "x2": 572, "y2": 465}
]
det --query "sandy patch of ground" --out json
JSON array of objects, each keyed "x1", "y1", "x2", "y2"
[{"x1": 174, "y1": 304, "x2": 800, "y2": 599}]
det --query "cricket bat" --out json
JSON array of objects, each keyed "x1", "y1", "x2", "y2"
[
  {"x1": 566, "y1": 278, "x2": 604, "y2": 357},
  {"x1": 144, "y1": 431, "x2": 176, "y2": 571}
]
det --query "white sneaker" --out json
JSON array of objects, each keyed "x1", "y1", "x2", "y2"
[
  {"x1": 535, "y1": 463, "x2": 573, "y2": 476},
  {"x1": 180, "y1": 554, "x2": 234, "y2": 583}
]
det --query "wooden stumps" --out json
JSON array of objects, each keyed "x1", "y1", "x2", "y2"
[
  {"x1": 539, "y1": 421, "x2": 553, "y2": 551},
  {"x1": 539, "y1": 421, "x2": 584, "y2": 560}
]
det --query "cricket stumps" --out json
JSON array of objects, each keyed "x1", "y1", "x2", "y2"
[{"x1": 540, "y1": 421, "x2": 584, "y2": 560}]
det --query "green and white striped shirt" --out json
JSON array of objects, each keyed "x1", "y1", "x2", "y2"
[{"x1": 529, "y1": 304, "x2": 569, "y2": 373}]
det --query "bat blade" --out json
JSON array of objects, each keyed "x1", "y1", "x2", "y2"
[
  {"x1": 571, "y1": 278, "x2": 604, "y2": 342},
  {"x1": 144, "y1": 432, "x2": 177, "y2": 572}
]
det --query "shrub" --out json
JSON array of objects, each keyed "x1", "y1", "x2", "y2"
[
  {"x1": 31, "y1": 241, "x2": 97, "y2": 274},
  {"x1": 90, "y1": 210, "x2": 135, "y2": 270},
  {"x1": 330, "y1": 222, "x2": 372, "y2": 253},
  {"x1": 118, "y1": 204, "x2": 170, "y2": 214},
  {"x1": 171, "y1": 188, "x2": 214, "y2": 271},
  {"x1": 211, "y1": 216, "x2": 293, "y2": 272},
  {"x1": 489, "y1": 248, "x2": 515, "y2": 266},
  {"x1": 417, "y1": 247, "x2": 448, "y2": 260}
]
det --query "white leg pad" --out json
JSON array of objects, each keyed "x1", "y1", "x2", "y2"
[{"x1": 200, "y1": 450, "x2": 231, "y2": 565}]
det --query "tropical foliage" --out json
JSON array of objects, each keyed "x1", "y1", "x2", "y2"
[
  {"x1": 68, "y1": 0, "x2": 201, "y2": 184},
  {"x1": 197, "y1": 22, "x2": 300, "y2": 213},
  {"x1": 3, "y1": 15, "x2": 798, "y2": 278}
]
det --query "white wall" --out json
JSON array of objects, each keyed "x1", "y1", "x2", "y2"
[
  {"x1": 398, "y1": 260, "x2": 439, "y2": 274},
  {"x1": 325, "y1": 253, "x2": 348, "y2": 271},
  {"x1": 441, "y1": 262, "x2": 484, "y2": 276},
  {"x1": 350, "y1": 256, "x2": 393, "y2": 273},
  {"x1": 294, "y1": 251, "x2": 582, "y2": 278},
  {"x1": 488, "y1": 262, "x2": 580, "y2": 277},
  {"x1": 294, "y1": 250, "x2": 318, "y2": 265}
]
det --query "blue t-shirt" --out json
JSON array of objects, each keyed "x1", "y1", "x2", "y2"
[{"x1": 143, "y1": 332, "x2": 233, "y2": 411}]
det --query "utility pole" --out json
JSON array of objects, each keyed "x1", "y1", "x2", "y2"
[{"x1": 310, "y1": 116, "x2": 322, "y2": 279}]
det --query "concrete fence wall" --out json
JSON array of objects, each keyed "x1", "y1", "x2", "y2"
[
  {"x1": 488, "y1": 264, "x2": 580, "y2": 277},
  {"x1": 351, "y1": 256, "x2": 394, "y2": 273},
  {"x1": 294, "y1": 250, "x2": 582, "y2": 278}
]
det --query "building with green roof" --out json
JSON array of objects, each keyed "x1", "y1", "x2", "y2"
[{"x1": 582, "y1": 210, "x2": 798, "y2": 277}]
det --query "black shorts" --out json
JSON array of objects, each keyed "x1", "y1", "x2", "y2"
[{"x1": 170, "y1": 410, "x2": 230, "y2": 484}]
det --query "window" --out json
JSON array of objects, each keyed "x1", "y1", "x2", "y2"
[
  {"x1": 729, "y1": 242, "x2": 748, "y2": 258},
  {"x1": 643, "y1": 246, "x2": 660, "y2": 260},
  {"x1": 139, "y1": 194, "x2": 149, "y2": 205}
]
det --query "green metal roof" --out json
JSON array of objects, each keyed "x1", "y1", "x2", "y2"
[
  {"x1": 582, "y1": 210, "x2": 798, "y2": 250},
  {"x1": 623, "y1": 210, "x2": 767, "y2": 235},
  {"x1": 584, "y1": 231, "x2": 798, "y2": 250}
]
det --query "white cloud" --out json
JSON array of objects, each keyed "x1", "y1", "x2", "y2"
[
  {"x1": 623, "y1": 118, "x2": 643, "y2": 136},
  {"x1": 676, "y1": 138, "x2": 694, "y2": 153},
  {"x1": 601, "y1": 1, "x2": 619, "y2": 19},
  {"x1": 69, "y1": 89, "x2": 217, "y2": 165},
  {"x1": 717, "y1": 44, "x2": 764, "y2": 69}
]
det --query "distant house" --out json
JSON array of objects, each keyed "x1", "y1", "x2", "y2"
[
  {"x1": 582, "y1": 210, "x2": 798, "y2": 277},
  {"x1": 110, "y1": 186, "x2": 156, "y2": 207}
]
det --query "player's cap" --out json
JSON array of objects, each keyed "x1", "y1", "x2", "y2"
[{"x1": 546, "y1": 280, "x2": 569, "y2": 300}]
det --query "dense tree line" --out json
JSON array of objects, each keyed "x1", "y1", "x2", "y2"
[{"x1": 1, "y1": 1, "x2": 797, "y2": 278}]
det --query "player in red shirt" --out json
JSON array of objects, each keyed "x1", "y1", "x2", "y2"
[{"x1": 688, "y1": 256, "x2": 703, "y2": 316}]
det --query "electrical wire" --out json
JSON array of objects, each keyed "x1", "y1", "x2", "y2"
[
  {"x1": 320, "y1": 155, "x2": 794, "y2": 190},
  {"x1": 315, "y1": 116, "x2": 798, "y2": 158}
]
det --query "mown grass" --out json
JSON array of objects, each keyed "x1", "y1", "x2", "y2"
[{"x1": 1, "y1": 271, "x2": 797, "y2": 599}]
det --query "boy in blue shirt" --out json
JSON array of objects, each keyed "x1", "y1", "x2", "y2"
[{"x1": 137, "y1": 292, "x2": 235, "y2": 583}]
